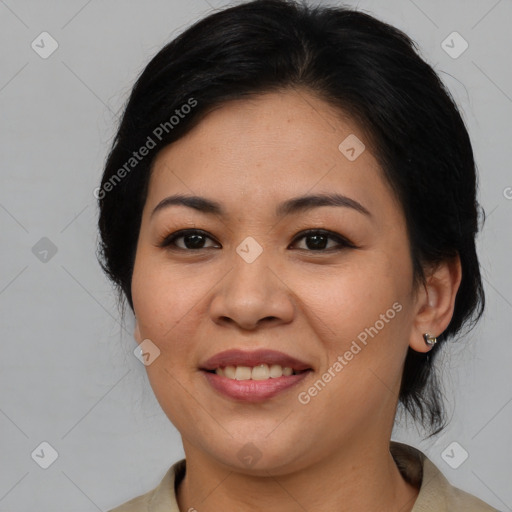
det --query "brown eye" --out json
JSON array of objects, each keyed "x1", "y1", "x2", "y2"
[
  {"x1": 290, "y1": 229, "x2": 355, "y2": 251},
  {"x1": 159, "y1": 229, "x2": 220, "y2": 250}
]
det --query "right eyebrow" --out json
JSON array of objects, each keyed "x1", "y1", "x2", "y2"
[{"x1": 151, "y1": 194, "x2": 223, "y2": 219}]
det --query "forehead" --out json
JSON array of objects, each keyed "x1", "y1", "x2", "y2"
[{"x1": 146, "y1": 89, "x2": 395, "y2": 219}]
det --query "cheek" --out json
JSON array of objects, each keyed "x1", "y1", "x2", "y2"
[
  {"x1": 295, "y1": 265, "x2": 411, "y2": 419},
  {"x1": 131, "y1": 252, "x2": 203, "y2": 351},
  {"x1": 131, "y1": 256, "x2": 208, "y2": 425},
  {"x1": 291, "y1": 253, "x2": 414, "y2": 408},
  {"x1": 296, "y1": 257, "x2": 409, "y2": 339}
]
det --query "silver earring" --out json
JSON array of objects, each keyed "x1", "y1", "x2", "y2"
[{"x1": 423, "y1": 333, "x2": 437, "y2": 346}]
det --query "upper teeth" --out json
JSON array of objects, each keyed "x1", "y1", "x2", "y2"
[{"x1": 215, "y1": 364, "x2": 295, "y2": 380}]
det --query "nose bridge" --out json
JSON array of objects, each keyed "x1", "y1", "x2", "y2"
[
  {"x1": 233, "y1": 243, "x2": 273, "y2": 299},
  {"x1": 209, "y1": 241, "x2": 294, "y2": 329}
]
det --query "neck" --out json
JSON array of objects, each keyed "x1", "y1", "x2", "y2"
[{"x1": 176, "y1": 437, "x2": 419, "y2": 512}]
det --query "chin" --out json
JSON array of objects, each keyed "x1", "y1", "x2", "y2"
[{"x1": 198, "y1": 429, "x2": 311, "y2": 476}]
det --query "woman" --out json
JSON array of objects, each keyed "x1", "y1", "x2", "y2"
[{"x1": 97, "y1": 1, "x2": 498, "y2": 510}]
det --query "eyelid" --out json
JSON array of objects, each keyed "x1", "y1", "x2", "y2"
[
  {"x1": 157, "y1": 228, "x2": 220, "y2": 249},
  {"x1": 158, "y1": 228, "x2": 356, "y2": 251},
  {"x1": 290, "y1": 228, "x2": 356, "y2": 250}
]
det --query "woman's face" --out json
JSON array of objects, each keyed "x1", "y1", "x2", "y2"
[{"x1": 131, "y1": 89, "x2": 422, "y2": 474}]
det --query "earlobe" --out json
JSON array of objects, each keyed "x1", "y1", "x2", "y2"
[{"x1": 409, "y1": 256, "x2": 462, "y2": 353}]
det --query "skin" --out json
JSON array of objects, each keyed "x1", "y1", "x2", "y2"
[{"x1": 131, "y1": 88, "x2": 461, "y2": 512}]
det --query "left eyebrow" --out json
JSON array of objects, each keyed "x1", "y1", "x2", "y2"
[
  {"x1": 150, "y1": 192, "x2": 371, "y2": 219},
  {"x1": 275, "y1": 193, "x2": 371, "y2": 218}
]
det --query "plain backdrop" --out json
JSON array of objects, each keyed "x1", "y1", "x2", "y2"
[{"x1": 1, "y1": 0, "x2": 511, "y2": 510}]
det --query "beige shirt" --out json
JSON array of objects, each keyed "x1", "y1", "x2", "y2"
[{"x1": 108, "y1": 441, "x2": 499, "y2": 511}]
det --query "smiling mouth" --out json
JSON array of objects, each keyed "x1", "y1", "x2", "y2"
[
  {"x1": 202, "y1": 365, "x2": 313, "y2": 402},
  {"x1": 204, "y1": 364, "x2": 311, "y2": 380}
]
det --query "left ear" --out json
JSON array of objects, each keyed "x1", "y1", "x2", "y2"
[{"x1": 409, "y1": 255, "x2": 462, "y2": 353}]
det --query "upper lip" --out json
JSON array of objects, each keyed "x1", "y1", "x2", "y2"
[{"x1": 200, "y1": 349, "x2": 312, "y2": 372}]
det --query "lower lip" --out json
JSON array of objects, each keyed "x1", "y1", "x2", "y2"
[{"x1": 202, "y1": 370, "x2": 311, "y2": 402}]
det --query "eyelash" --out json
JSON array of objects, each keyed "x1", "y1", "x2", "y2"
[{"x1": 157, "y1": 228, "x2": 356, "y2": 253}]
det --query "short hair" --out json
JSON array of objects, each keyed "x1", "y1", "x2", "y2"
[{"x1": 97, "y1": 0, "x2": 485, "y2": 436}]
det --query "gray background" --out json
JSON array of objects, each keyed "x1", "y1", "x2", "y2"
[{"x1": 1, "y1": 0, "x2": 511, "y2": 510}]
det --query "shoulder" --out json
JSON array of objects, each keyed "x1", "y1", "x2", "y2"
[
  {"x1": 107, "y1": 459, "x2": 185, "y2": 512},
  {"x1": 390, "y1": 441, "x2": 500, "y2": 512}
]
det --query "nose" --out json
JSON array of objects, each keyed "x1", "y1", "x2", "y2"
[{"x1": 209, "y1": 253, "x2": 295, "y2": 331}]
